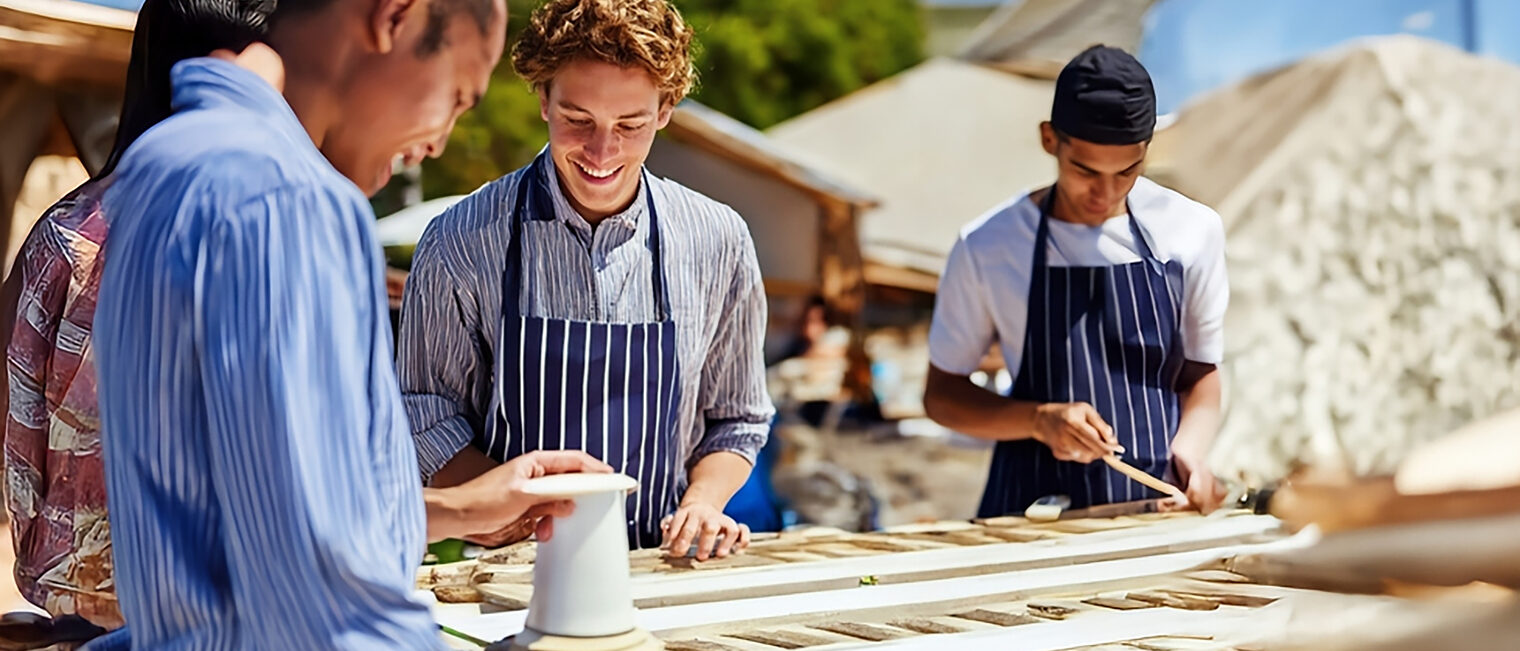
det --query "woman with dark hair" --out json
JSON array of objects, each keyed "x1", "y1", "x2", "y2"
[{"x1": 0, "y1": 0, "x2": 272, "y2": 629}]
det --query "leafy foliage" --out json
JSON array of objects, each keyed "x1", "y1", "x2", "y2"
[{"x1": 419, "y1": 0, "x2": 924, "y2": 199}]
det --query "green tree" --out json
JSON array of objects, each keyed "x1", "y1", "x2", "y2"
[{"x1": 420, "y1": 0, "x2": 923, "y2": 199}]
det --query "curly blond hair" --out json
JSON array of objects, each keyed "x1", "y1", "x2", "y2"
[{"x1": 512, "y1": 0, "x2": 697, "y2": 106}]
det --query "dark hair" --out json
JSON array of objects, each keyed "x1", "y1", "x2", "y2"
[
  {"x1": 419, "y1": 0, "x2": 496, "y2": 56},
  {"x1": 272, "y1": 0, "x2": 494, "y2": 58},
  {"x1": 96, "y1": 0, "x2": 273, "y2": 180}
]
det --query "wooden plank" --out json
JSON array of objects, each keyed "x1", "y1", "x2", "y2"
[
  {"x1": 840, "y1": 538, "x2": 938, "y2": 553},
  {"x1": 723, "y1": 630, "x2": 835, "y2": 649},
  {"x1": 474, "y1": 583, "x2": 532, "y2": 610},
  {"x1": 980, "y1": 529, "x2": 1053, "y2": 543},
  {"x1": 665, "y1": 641, "x2": 746, "y2": 651},
  {"x1": 624, "y1": 516, "x2": 1281, "y2": 608},
  {"x1": 649, "y1": 553, "x2": 784, "y2": 573},
  {"x1": 887, "y1": 618, "x2": 968, "y2": 635},
  {"x1": 1125, "y1": 591, "x2": 1220, "y2": 611},
  {"x1": 434, "y1": 533, "x2": 1289, "y2": 643},
  {"x1": 951, "y1": 609, "x2": 1041, "y2": 627},
  {"x1": 1026, "y1": 603, "x2": 1084, "y2": 620},
  {"x1": 1183, "y1": 570, "x2": 1251, "y2": 584},
  {"x1": 877, "y1": 521, "x2": 981, "y2": 534},
  {"x1": 1170, "y1": 591, "x2": 1280, "y2": 608},
  {"x1": 896, "y1": 531, "x2": 1004, "y2": 546},
  {"x1": 757, "y1": 551, "x2": 834, "y2": 563},
  {"x1": 432, "y1": 585, "x2": 483, "y2": 604},
  {"x1": 1123, "y1": 635, "x2": 1221, "y2": 650},
  {"x1": 807, "y1": 622, "x2": 906, "y2": 641},
  {"x1": 418, "y1": 561, "x2": 480, "y2": 590},
  {"x1": 806, "y1": 544, "x2": 883, "y2": 558},
  {"x1": 973, "y1": 516, "x2": 1032, "y2": 527},
  {"x1": 845, "y1": 607, "x2": 1258, "y2": 651},
  {"x1": 1082, "y1": 596, "x2": 1159, "y2": 611}
]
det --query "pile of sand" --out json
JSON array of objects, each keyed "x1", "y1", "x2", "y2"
[{"x1": 1151, "y1": 36, "x2": 1520, "y2": 482}]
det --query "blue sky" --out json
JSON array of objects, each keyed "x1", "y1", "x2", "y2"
[
  {"x1": 82, "y1": 0, "x2": 142, "y2": 9},
  {"x1": 1139, "y1": 0, "x2": 1520, "y2": 114},
  {"x1": 83, "y1": 0, "x2": 1520, "y2": 115}
]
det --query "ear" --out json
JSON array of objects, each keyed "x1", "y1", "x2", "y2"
[
  {"x1": 369, "y1": 0, "x2": 421, "y2": 55},
  {"x1": 655, "y1": 102, "x2": 675, "y2": 130},
  {"x1": 1039, "y1": 121, "x2": 1058, "y2": 156},
  {"x1": 538, "y1": 86, "x2": 551, "y2": 122}
]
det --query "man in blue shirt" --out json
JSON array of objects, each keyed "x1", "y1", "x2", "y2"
[{"x1": 90, "y1": 0, "x2": 605, "y2": 648}]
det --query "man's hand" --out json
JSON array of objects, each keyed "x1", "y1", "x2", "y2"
[
  {"x1": 1032, "y1": 402, "x2": 1123, "y2": 463},
  {"x1": 660, "y1": 503, "x2": 749, "y2": 561},
  {"x1": 1160, "y1": 449, "x2": 1228, "y2": 513},
  {"x1": 427, "y1": 450, "x2": 612, "y2": 544},
  {"x1": 460, "y1": 517, "x2": 537, "y2": 548}
]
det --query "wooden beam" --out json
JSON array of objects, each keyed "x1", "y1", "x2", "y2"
[
  {"x1": 432, "y1": 520, "x2": 1295, "y2": 643},
  {"x1": 467, "y1": 516, "x2": 1280, "y2": 612},
  {"x1": 626, "y1": 516, "x2": 1280, "y2": 608},
  {"x1": 815, "y1": 200, "x2": 872, "y2": 403},
  {"x1": 856, "y1": 606, "x2": 1261, "y2": 651},
  {"x1": 862, "y1": 261, "x2": 939, "y2": 294},
  {"x1": 0, "y1": 0, "x2": 135, "y2": 89}
]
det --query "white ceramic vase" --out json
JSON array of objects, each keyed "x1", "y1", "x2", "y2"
[{"x1": 520, "y1": 473, "x2": 640, "y2": 638}]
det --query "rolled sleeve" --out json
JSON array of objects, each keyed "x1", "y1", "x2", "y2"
[
  {"x1": 396, "y1": 215, "x2": 489, "y2": 483},
  {"x1": 1182, "y1": 210, "x2": 1228, "y2": 364},
  {"x1": 928, "y1": 235, "x2": 999, "y2": 376},
  {"x1": 692, "y1": 420, "x2": 768, "y2": 465},
  {"x1": 692, "y1": 230, "x2": 774, "y2": 467},
  {"x1": 405, "y1": 404, "x2": 475, "y2": 481}
]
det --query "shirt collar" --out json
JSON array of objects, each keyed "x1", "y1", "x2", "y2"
[
  {"x1": 170, "y1": 58, "x2": 307, "y2": 143},
  {"x1": 540, "y1": 156, "x2": 648, "y2": 232}
]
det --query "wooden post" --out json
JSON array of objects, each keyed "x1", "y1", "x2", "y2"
[{"x1": 816, "y1": 198, "x2": 873, "y2": 405}]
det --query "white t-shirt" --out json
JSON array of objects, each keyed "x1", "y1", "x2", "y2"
[{"x1": 929, "y1": 177, "x2": 1228, "y2": 377}]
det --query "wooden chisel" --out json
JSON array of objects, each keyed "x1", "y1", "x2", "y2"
[{"x1": 1102, "y1": 454, "x2": 1186, "y2": 499}]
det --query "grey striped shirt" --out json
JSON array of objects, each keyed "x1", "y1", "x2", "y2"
[{"x1": 397, "y1": 160, "x2": 773, "y2": 483}]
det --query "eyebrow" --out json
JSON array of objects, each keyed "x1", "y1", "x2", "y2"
[
  {"x1": 1071, "y1": 157, "x2": 1144, "y2": 176},
  {"x1": 557, "y1": 100, "x2": 652, "y2": 120}
]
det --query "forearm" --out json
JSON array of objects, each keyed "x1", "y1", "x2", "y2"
[
  {"x1": 428, "y1": 445, "x2": 499, "y2": 488},
  {"x1": 680, "y1": 451, "x2": 751, "y2": 510},
  {"x1": 1171, "y1": 363, "x2": 1222, "y2": 464},
  {"x1": 923, "y1": 365, "x2": 1041, "y2": 441},
  {"x1": 422, "y1": 486, "x2": 472, "y2": 542}
]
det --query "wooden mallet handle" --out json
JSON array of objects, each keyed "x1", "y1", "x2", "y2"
[{"x1": 1103, "y1": 455, "x2": 1186, "y2": 499}]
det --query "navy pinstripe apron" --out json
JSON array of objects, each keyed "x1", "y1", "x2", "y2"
[
  {"x1": 978, "y1": 188, "x2": 1187, "y2": 517},
  {"x1": 480, "y1": 155, "x2": 682, "y2": 549}
]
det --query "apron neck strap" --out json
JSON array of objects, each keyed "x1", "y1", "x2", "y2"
[
  {"x1": 1035, "y1": 186, "x2": 1160, "y2": 266},
  {"x1": 504, "y1": 153, "x2": 672, "y2": 321}
]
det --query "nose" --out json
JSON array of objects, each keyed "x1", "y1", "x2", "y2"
[
  {"x1": 427, "y1": 115, "x2": 461, "y2": 159},
  {"x1": 425, "y1": 133, "x2": 447, "y2": 159},
  {"x1": 1092, "y1": 176, "x2": 1123, "y2": 204},
  {"x1": 583, "y1": 126, "x2": 618, "y2": 163}
]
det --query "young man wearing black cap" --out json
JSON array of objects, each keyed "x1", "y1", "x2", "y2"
[{"x1": 923, "y1": 45, "x2": 1229, "y2": 516}]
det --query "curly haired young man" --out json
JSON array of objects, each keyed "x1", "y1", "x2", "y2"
[{"x1": 399, "y1": 0, "x2": 772, "y2": 561}]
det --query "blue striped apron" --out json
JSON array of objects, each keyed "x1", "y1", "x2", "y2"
[
  {"x1": 978, "y1": 188, "x2": 1187, "y2": 517},
  {"x1": 480, "y1": 155, "x2": 682, "y2": 549}
]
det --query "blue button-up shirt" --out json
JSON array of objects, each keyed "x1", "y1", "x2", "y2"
[{"x1": 89, "y1": 58, "x2": 440, "y2": 650}]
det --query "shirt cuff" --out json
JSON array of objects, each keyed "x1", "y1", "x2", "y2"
[
  {"x1": 691, "y1": 420, "x2": 769, "y2": 467},
  {"x1": 411, "y1": 414, "x2": 475, "y2": 483}
]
